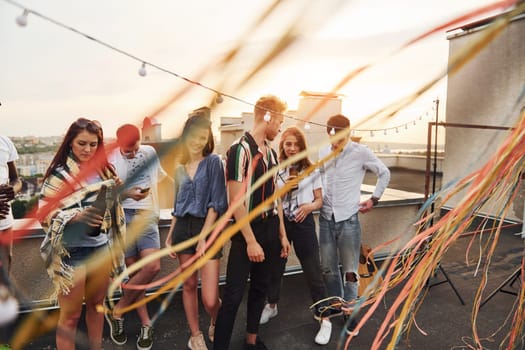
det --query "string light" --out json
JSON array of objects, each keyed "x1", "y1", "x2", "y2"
[
  {"x1": 7, "y1": 1, "x2": 438, "y2": 137},
  {"x1": 138, "y1": 62, "x2": 147, "y2": 77},
  {"x1": 15, "y1": 9, "x2": 28, "y2": 27}
]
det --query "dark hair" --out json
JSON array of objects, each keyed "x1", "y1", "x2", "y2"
[
  {"x1": 326, "y1": 114, "x2": 350, "y2": 134},
  {"x1": 279, "y1": 126, "x2": 312, "y2": 171},
  {"x1": 44, "y1": 118, "x2": 108, "y2": 179},
  {"x1": 175, "y1": 113, "x2": 214, "y2": 165},
  {"x1": 116, "y1": 124, "x2": 141, "y2": 148}
]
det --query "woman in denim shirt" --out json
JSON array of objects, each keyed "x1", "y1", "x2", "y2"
[{"x1": 165, "y1": 113, "x2": 227, "y2": 350}]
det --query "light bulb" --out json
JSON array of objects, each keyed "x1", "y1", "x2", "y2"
[
  {"x1": 16, "y1": 9, "x2": 28, "y2": 27},
  {"x1": 405, "y1": 124, "x2": 408, "y2": 129},
  {"x1": 370, "y1": 130, "x2": 374, "y2": 137},
  {"x1": 138, "y1": 62, "x2": 147, "y2": 77},
  {"x1": 395, "y1": 127, "x2": 399, "y2": 133},
  {"x1": 304, "y1": 122, "x2": 311, "y2": 130},
  {"x1": 329, "y1": 128, "x2": 335, "y2": 136},
  {"x1": 215, "y1": 94, "x2": 223, "y2": 104},
  {"x1": 383, "y1": 129, "x2": 387, "y2": 136},
  {"x1": 263, "y1": 112, "x2": 271, "y2": 122},
  {"x1": 413, "y1": 120, "x2": 417, "y2": 125}
]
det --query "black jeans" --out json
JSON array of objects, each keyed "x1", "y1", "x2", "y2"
[
  {"x1": 267, "y1": 214, "x2": 327, "y2": 305},
  {"x1": 213, "y1": 215, "x2": 281, "y2": 350}
]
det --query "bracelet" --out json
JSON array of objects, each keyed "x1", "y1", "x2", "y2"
[{"x1": 370, "y1": 196, "x2": 379, "y2": 206}]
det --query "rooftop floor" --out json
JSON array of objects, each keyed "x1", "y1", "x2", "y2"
[{"x1": 8, "y1": 216, "x2": 525, "y2": 350}]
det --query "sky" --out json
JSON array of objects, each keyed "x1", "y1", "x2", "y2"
[{"x1": 0, "y1": 0, "x2": 502, "y2": 144}]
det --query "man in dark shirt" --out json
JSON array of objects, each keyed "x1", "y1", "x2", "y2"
[{"x1": 213, "y1": 95, "x2": 291, "y2": 350}]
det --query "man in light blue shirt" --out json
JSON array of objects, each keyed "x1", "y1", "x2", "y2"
[
  {"x1": 107, "y1": 124, "x2": 168, "y2": 350},
  {"x1": 318, "y1": 114, "x2": 390, "y2": 336}
]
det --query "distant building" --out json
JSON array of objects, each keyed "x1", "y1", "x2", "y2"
[
  {"x1": 297, "y1": 91, "x2": 344, "y2": 160},
  {"x1": 142, "y1": 116, "x2": 162, "y2": 142},
  {"x1": 218, "y1": 91, "x2": 343, "y2": 158}
]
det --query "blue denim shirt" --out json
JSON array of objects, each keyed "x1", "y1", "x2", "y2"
[{"x1": 172, "y1": 154, "x2": 228, "y2": 218}]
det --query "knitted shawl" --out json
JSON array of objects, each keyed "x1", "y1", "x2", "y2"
[{"x1": 39, "y1": 153, "x2": 126, "y2": 301}]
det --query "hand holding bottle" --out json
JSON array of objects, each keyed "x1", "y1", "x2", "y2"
[
  {"x1": 0, "y1": 184, "x2": 14, "y2": 220},
  {"x1": 71, "y1": 185, "x2": 107, "y2": 236}
]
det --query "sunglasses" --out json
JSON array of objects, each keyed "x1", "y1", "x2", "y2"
[{"x1": 75, "y1": 118, "x2": 102, "y2": 133}]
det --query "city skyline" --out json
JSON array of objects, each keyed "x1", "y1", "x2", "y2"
[{"x1": 1, "y1": 0, "x2": 501, "y2": 144}]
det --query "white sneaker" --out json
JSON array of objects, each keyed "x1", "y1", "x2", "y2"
[
  {"x1": 314, "y1": 319, "x2": 332, "y2": 345},
  {"x1": 187, "y1": 332, "x2": 207, "y2": 350},
  {"x1": 259, "y1": 304, "x2": 278, "y2": 324}
]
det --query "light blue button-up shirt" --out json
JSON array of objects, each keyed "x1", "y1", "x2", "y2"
[{"x1": 319, "y1": 141, "x2": 390, "y2": 222}]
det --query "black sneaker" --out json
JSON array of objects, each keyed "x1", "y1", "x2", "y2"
[
  {"x1": 256, "y1": 337, "x2": 268, "y2": 350},
  {"x1": 345, "y1": 317, "x2": 359, "y2": 337},
  {"x1": 136, "y1": 324, "x2": 153, "y2": 350},
  {"x1": 243, "y1": 337, "x2": 268, "y2": 350},
  {"x1": 104, "y1": 310, "x2": 127, "y2": 345}
]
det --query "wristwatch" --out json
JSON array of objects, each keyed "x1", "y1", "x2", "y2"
[{"x1": 370, "y1": 196, "x2": 379, "y2": 206}]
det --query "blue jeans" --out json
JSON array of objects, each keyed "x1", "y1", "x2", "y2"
[{"x1": 319, "y1": 213, "x2": 361, "y2": 301}]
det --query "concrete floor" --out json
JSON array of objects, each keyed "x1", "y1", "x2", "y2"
[{"x1": 8, "y1": 216, "x2": 525, "y2": 350}]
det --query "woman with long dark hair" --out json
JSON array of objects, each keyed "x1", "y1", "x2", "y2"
[
  {"x1": 39, "y1": 118, "x2": 125, "y2": 350},
  {"x1": 165, "y1": 113, "x2": 227, "y2": 350}
]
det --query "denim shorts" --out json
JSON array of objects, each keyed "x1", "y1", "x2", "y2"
[
  {"x1": 63, "y1": 243, "x2": 109, "y2": 267},
  {"x1": 172, "y1": 215, "x2": 222, "y2": 259},
  {"x1": 124, "y1": 208, "x2": 161, "y2": 258}
]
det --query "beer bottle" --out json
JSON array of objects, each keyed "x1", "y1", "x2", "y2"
[{"x1": 85, "y1": 185, "x2": 107, "y2": 236}]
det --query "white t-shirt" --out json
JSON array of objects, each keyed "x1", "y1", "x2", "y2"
[
  {"x1": 109, "y1": 144, "x2": 166, "y2": 212},
  {"x1": 0, "y1": 135, "x2": 19, "y2": 230},
  {"x1": 276, "y1": 167, "x2": 322, "y2": 221}
]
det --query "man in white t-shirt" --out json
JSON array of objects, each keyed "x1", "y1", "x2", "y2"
[
  {"x1": 0, "y1": 135, "x2": 22, "y2": 280},
  {"x1": 106, "y1": 124, "x2": 168, "y2": 350},
  {"x1": 0, "y1": 135, "x2": 22, "y2": 336}
]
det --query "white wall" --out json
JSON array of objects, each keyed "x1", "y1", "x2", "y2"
[{"x1": 444, "y1": 14, "x2": 525, "y2": 220}]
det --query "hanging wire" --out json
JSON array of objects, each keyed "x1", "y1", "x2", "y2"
[{"x1": 2, "y1": 0, "x2": 434, "y2": 135}]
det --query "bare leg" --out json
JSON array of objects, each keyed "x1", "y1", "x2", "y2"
[
  {"x1": 200, "y1": 258, "x2": 220, "y2": 323},
  {"x1": 179, "y1": 254, "x2": 201, "y2": 336},
  {"x1": 85, "y1": 261, "x2": 111, "y2": 350},
  {"x1": 56, "y1": 267, "x2": 86, "y2": 350},
  {"x1": 114, "y1": 248, "x2": 160, "y2": 321}
]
